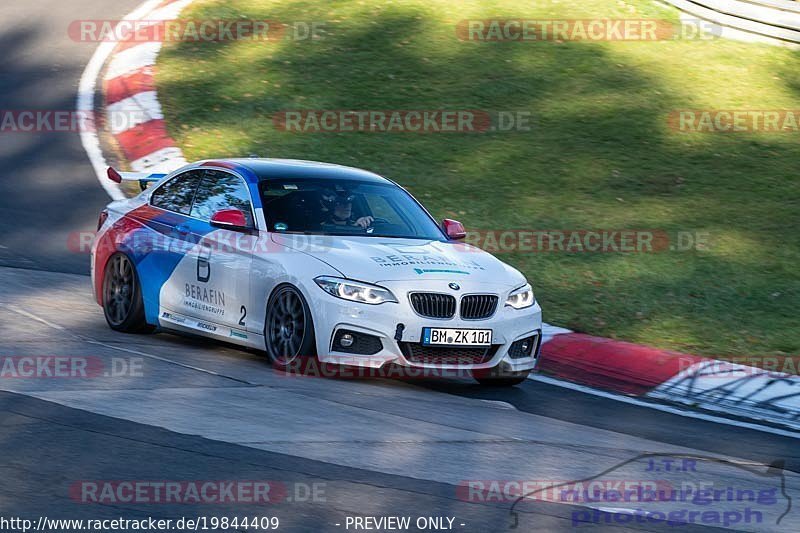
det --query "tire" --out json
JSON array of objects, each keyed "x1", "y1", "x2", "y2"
[
  {"x1": 472, "y1": 365, "x2": 530, "y2": 387},
  {"x1": 264, "y1": 284, "x2": 317, "y2": 371},
  {"x1": 102, "y1": 253, "x2": 152, "y2": 333}
]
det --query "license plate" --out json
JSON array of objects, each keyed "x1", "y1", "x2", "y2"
[{"x1": 422, "y1": 328, "x2": 492, "y2": 347}]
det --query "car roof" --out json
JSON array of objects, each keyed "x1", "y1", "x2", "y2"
[{"x1": 201, "y1": 158, "x2": 391, "y2": 184}]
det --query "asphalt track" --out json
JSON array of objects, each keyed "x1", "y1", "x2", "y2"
[{"x1": 0, "y1": 1, "x2": 798, "y2": 532}]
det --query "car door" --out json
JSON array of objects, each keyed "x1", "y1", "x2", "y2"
[
  {"x1": 181, "y1": 169, "x2": 256, "y2": 336},
  {"x1": 144, "y1": 169, "x2": 205, "y2": 324}
]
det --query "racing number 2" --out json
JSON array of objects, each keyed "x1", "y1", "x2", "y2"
[{"x1": 239, "y1": 305, "x2": 247, "y2": 326}]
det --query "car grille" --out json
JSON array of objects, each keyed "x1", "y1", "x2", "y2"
[
  {"x1": 400, "y1": 343, "x2": 499, "y2": 365},
  {"x1": 409, "y1": 293, "x2": 456, "y2": 319},
  {"x1": 460, "y1": 294, "x2": 499, "y2": 320}
]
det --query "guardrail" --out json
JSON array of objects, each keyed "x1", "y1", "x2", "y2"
[{"x1": 661, "y1": 0, "x2": 800, "y2": 46}]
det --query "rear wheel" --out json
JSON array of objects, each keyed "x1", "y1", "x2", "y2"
[
  {"x1": 102, "y1": 253, "x2": 151, "y2": 333},
  {"x1": 264, "y1": 285, "x2": 317, "y2": 370},
  {"x1": 472, "y1": 365, "x2": 530, "y2": 387}
]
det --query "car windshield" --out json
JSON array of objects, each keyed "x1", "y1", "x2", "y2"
[{"x1": 260, "y1": 178, "x2": 446, "y2": 240}]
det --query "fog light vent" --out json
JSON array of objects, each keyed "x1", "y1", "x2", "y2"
[
  {"x1": 508, "y1": 333, "x2": 541, "y2": 359},
  {"x1": 332, "y1": 330, "x2": 383, "y2": 355}
]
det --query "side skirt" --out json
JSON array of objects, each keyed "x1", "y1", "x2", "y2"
[{"x1": 157, "y1": 307, "x2": 266, "y2": 351}]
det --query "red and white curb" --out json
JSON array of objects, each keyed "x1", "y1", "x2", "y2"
[
  {"x1": 77, "y1": 0, "x2": 192, "y2": 202},
  {"x1": 103, "y1": 0, "x2": 192, "y2": 174},
  {"x1": 539, "y1": 331, "x2": 800, "y2": 432},
  {"x1": 78, "y1": 0, "x2": 800, "y2": 435}
]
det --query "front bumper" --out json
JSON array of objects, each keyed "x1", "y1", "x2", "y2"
[{"x1": 310, "y1": 279, "x2": 542, "y2": 372}]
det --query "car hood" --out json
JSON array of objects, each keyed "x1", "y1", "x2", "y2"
[{"x1": 270, "y1": 234, "x2": 526, "y2": 287}]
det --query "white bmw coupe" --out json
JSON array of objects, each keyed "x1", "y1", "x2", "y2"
[{"x1": 92, "y1": 158, "x2": 542, "y2": 386}]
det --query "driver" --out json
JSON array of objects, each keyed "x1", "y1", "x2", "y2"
[{"x1": 320, "y1": 190, "x2": 373, "y2": 229}]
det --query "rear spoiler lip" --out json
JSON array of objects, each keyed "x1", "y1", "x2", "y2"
[{"x1": 107, "y1": 167, "x2": 166, "y2": 191}]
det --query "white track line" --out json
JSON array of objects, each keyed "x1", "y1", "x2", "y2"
[
  {"x1": 0, "y1": 303, "x2": 252, "y2": 385},
  {"x1": 529, "y1": 374, "x2": 800, "y2": 440},
  {"x1": 76, "y1": 0, "x2": 165, "y2": 201}
]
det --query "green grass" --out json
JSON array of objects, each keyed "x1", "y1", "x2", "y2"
[{"x1": 157, "y1": 0, "x2": 800, "y2": 362}]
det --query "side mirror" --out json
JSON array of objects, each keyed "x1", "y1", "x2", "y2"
[
  {"x1": 210, "y1": 209, "x2": 252, "y2": 232},
  {"x1": 442, "y1": 218, "x2": 466, "y2": 240}
]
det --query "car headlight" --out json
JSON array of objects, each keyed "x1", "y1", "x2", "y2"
[
  {"x1": 505, "y1": 283, "x2": 535, "y2": 309},
  {"x1": 314, "y1": 276, "x2": 398, "y2": 305}
]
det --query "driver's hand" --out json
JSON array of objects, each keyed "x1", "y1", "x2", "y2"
[{"x1": 354, "y1": 216, "x2": 374, "y2": 229}]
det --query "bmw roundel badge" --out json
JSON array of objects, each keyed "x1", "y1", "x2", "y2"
[{"x1": 448, "y1": 282, "x2": 460, "y2": 291}]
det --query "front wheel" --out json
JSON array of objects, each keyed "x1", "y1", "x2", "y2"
[
  {"x1": 264, "y1": 285, "x2": 317, "y2": 370},
  {"x1": 472, "y1": 366, "x2": 530, "y2": 387}
]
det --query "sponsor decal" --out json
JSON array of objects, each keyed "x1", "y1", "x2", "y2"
[
  {"x1": 161, "y1": 311, "x2": 186, "y2": 324},
  {"x1": 184, "y1": 284, "x2": 226, "y2": 316},
  {"x1": 415, "y1": 268, "x2": 470, "y2": 275},
  {"x1": 370, "y1": 253, "x2": 485, "y2": 272}
]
